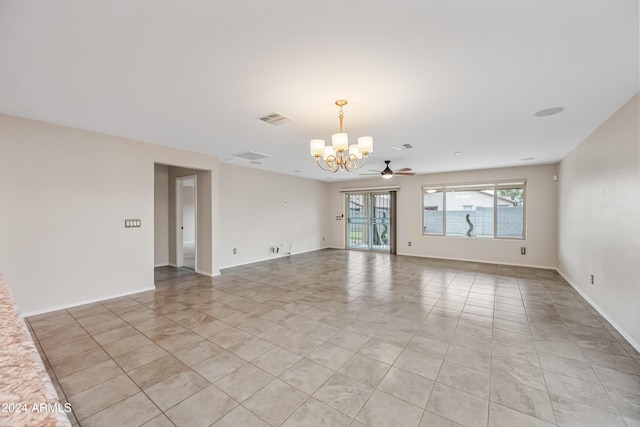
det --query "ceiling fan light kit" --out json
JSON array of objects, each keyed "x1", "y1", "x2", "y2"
[
  {"x1": 310, "y1": 100, "x2": 373, "y2": 173},
  {"x1": 381, "y1": 161, "x2": 394, "y2": 179},
  {"x1": 361, "y1": 160, "x2": 417, "y2": 179}
]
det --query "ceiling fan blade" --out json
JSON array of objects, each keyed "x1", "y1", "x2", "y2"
[
  {"x1": 395, "y1": 167, "x2": 413, "y2": 172},
  {"x1": 368, "y1": 169, "x2": 382, "y2": 173},
  {"x1": 359, "y1": 173, "x2": 381, "y2": 176},
  {"x1": 395, "y1": 172, "x2": 416, "y2": 176}
]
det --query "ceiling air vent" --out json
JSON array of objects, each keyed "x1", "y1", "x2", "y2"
[
  {"x1": 258, "y1": 112, "x2": 293, "y2": 126},
  {"x1": 390, "y1": 144, "x2": 414, "y2": 151},
  {"x1": 231, "y1": 151, "x2": 271, "y2": 161}
]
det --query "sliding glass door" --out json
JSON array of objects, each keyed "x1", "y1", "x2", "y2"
[{"x1": 346, "y1": 193, "x2": 391, "y2": 252}]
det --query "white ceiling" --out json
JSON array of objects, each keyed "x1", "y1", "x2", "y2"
[{"x1": 0, "y1": 1, "x2": 638, "y2": 182}]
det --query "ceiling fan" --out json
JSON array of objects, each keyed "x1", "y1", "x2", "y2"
[{"x1": 360, "y1": 160, "x2": 416, "y2": 179}]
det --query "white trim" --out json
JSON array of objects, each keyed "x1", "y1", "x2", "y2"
[
  {"x1": 222, "y1": 255, "x2": 289, "y2": 269},
  {"x1": 294, "y1": 248, "x2": 556, "y2": 270},
  {"x1": 557, "y1": 269, "x2": 640, "y2": 353},
  {"x1": 154, "y1": 263, "x2": 169, "y2": 268},
  {"x1": 220, "y1": 247, "x2": 328, "y2": 269},
  {"x1": 339, "y1": 186, "x2": 400, "y2": 193},
  {"x1": 421, "y1": 178, "x2": 527, "y2": 191},
  {"x1": 395, "y1": 251, "x2": 557, "y2": 270},
  {"x1": 220, "y1": 247, "x2": 554, "y2": 270},
  {"x1": 20, "y1": 286, "x2": 156, "y2": 318},
  {"x1": 195, "y1": 268, "x2": 216, "y2": 276}
]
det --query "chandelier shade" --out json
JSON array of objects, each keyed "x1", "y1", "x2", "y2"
[
  {"x1": 331, "y1": 133, "x2": 349, "y2": 152},
  {"x1": 310, "y1": 139, "x2": 326, "y2": 157},
  {"x1": 324, "y1": 146, "x2": 336, "y2": 160},
  {"x1": 310, "y1": 100, "x2": 373, "y2": 173},
  {"x1": 357, "y1": 136, "x2": 373, "y2": 155},
  {"x1": 349, "y1": 144, "x2": 362, "y2": 159}
]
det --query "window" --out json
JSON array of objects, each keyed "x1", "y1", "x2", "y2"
[
  {"x1": 423, "y1": 189, "x2": 444, "y2": 235},
  {"x1": 422, "y1": 180, "x2": 525, "y2": 239},
  {"x1": 496, "y1": 182, "x2": 525, "y2": 238}
]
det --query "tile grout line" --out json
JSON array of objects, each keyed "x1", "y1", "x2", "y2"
[
  {"x1": 27, "y1": 255, "x2": 640, "y2": 427},
  {"x1": 65, "y1": 301, "x2": 168, "y2": 426}
]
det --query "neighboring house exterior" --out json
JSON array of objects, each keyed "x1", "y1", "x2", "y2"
[{"x1": 424, "y1": 190, "x2": 517, "y2": 212}]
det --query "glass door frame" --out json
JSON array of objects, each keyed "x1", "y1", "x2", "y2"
[{"x1": 345, "y1": 192, "x2": 391, "y2": 253}]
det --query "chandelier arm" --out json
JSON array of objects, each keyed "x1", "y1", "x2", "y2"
[
  {"x1": 343, "y1": 154, "x2": 369, "y2": 171},
  {"x1": 316, "y1": 156, "x2": 339, "y2": 172},
  {"x1": 327, "y1": 154, "x2": 340, "y2": 170}
]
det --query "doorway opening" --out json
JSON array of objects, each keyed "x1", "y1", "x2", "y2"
[
  {"x1": 176, "y1": 175, "x2": 197, "y2": 270},
  {"x1": 346, "y1": 192, "x2": 393, "y2": 252}
]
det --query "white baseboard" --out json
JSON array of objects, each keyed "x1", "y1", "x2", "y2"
[
  {"x1": 295, "y1": 247, "x2": 331, "y2": 255},
  {"x1": 395, "y1": 251, "x2": 557, "y2": 270},
  {"x1": 154, "y1": 263, "x2": 169, "y2": 268},
  {"x1": 557, "y1": 269, "x2": 640, "y2": 353},
  {"x1": 220, "y1": 247, "x2": 329, "y2": 270},
  {"x1": 21, "y1": 286, "x2": 156, "y2": 318},
  {"x1": 222, "y1": 254, "x2": 290, "y2": 269},
  {"x1": 195, "y1": 268, "x2": 217, "y2": 277}
]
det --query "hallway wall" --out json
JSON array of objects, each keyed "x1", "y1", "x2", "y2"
[
  {"x1": 0, "y1": 114, "x2": 220, "y2": 315},
  {"x1": 558, "y1": 93, "x2": 640, "y2": 349}
]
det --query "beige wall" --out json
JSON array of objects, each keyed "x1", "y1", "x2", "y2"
[
  {"x1": 154, "y1": 164, "x2": 169, "y2": 266},
  {"x1": 0, "y1": 114, "x2": 220, "y2": 315},
  {"x1": 3, "y1": 95, "x2": 638, "y2": 355},
  {"x1": 0, "y1": 113, "x2": 332, "y2": 314},
  {"x1": 558, "y1": 93, "x2": 640, "y2": 348},
  {"x1": 327, "y1": 163, "x2": 559, "y2": 268},
  {"x1": 219, "y1": 163, "x2": 329, "y2": 268}
]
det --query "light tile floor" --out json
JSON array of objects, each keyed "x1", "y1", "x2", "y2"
[{"x1": 27, "y1": 250, "x2": 640, "y2": 427}]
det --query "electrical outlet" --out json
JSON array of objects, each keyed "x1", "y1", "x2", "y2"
[
  {"x1": 233, "y1": 248, "x2": 237, "y2": 254},
  {"x1": 590, "y1": 274, "x2": 594, "y2": 285},
  {"x1": 521, "y1": 247, "x2": 526, "y2": 255},
  {"x1": 408, "y1": 241, "x2": 412, "y2": 246},
  {"x1": 322, "y1": 236, "x2": 325, "y2": 241}
]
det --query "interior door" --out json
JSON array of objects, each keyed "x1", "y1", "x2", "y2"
[{"x1": 176, "y1": 175, "x2": 197, "y2": 270}]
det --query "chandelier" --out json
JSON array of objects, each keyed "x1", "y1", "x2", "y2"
[{"x1": 310, "y1": 100, "x2": 373, "y2": 172}]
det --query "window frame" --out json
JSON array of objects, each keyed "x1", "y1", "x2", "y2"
[{"x1": 421, "y1": 179, "x2": 526, "y2": 240}]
